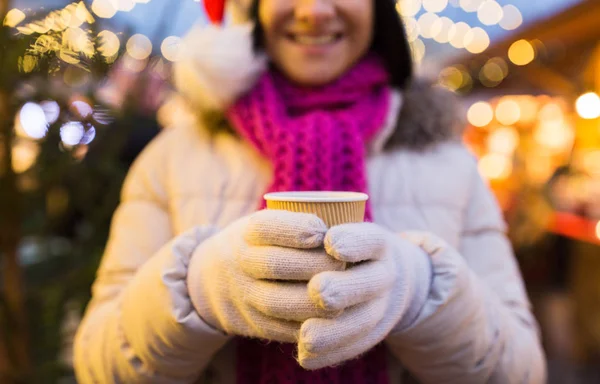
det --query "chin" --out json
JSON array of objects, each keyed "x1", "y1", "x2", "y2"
[{"x1": 285, "y1": 64, "x2": 347, "y2": 87}]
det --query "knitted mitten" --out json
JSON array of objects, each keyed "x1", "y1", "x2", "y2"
[
  {"x1": 299, "y1": 222, "x2": 433, "y2": 369},
  {"x1": 187, "y1": 210, "x2": 345, "y2": 342}
]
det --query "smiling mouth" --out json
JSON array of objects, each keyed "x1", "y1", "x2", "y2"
[{"x1": 286, "y1": 33, "x2": 344, "y2": 45}]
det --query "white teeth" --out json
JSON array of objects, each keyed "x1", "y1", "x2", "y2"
[{"x1": 294, "y1": 35, "x2": 336, "y2": 45}]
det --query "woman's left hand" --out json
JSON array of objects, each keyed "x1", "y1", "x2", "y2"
[{"x1": 298, "y1": 222, "x2": 433, "y2": 370}]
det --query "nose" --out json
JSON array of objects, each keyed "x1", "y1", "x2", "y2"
[{"x1": 295, "y1": 0, "x2": 335, "y2": 25}]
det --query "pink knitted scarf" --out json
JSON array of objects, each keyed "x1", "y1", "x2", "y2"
[{"x1": 227, "y1": 56, "x2": 391, "y2": 384}]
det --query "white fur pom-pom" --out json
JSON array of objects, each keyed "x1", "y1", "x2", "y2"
[{"x1": 174, "y1": 23, "x2": 267, "y2": 112}]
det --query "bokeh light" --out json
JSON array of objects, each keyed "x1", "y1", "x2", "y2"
[
  {"x1": 404, "y1": 17, "x2": 420, "y2": 42},
  {"x1": 76, "y1": 1, "x2": 95, "y2": 24},
  {"x1": 534, "y1": 119, "x2": 574, "y2": 152},
  {"x1": 464, "y1": 27, "x2": 490, "y2": 54},
  {"x1": 509, "y1": 39, "x2": 535, "y2": 66},
  {"x1": 518, "y1": 96, "x2": 539, "y2": 124},
  {"x1": 432, "y1": 17, "x2": 454, "y2": 44},
  {"x1": 71, "y1": 100, "x2": 93, "y2": 118},
  {"x1": 495, "y1": 98, "x2": 521, "y2": 125},
  {"x1": 91, "y1": 0, "x2": 117, "y2": 19},
  {"x1": 479, "y1": 153, "x2": 512, "y2": 180},
  {"x1": 97, "y1": 30, "x2": 120, "y2": 57},
  {"x1": 417, "y1": 12, "x2": 439, "y2": 39},
  {"x1": 423, "y1": 0, "x2": 448, "y2": 13},
  {"x1": 468, "y1": 101, "x2": 494, "y2": 127},
  {"x1": 477, "y1": 1, "x2": 503, "y2": 26},
  {"x1": 117, "y1": 0, "x2": 136, "y2": 12},
  {"x1": 480, "y1": 58, "x2": 506, "y2": 87},
  {"x1": 487, "y1": 126, "x2": 520, "y2": 155},
  {"x1": 539, "y1": 102, "x2": 564, "y2": 122},
  {"x1": 81, "y1": 126, "x2": 96, "y2": 145},
  {"x1": 12, "y1": 140, "x2": 40, "y2": 174},
  {"x1": 161, "y1": 36, "x2": 184, "y2": 62},
  {"x1": 576, "y1": 92, "x2": 600, "y2": 119},
  {"x1": 4, "y1": 8, "x2": 26, "y2": 28},
  {"x1": 459, "y1": 0, "x2": 484, "y2": 13},
  {"x1": 19, "y1": 103, "x2": 48, "y2": 139},
  {"x1": 126, "y1": 34, "x2": 152, "y2": 60},
  {"x1": 41, "y1": 100, "x2": 60, "y2": 124},
  {"x1": 397, "y1": 0, "x2": 422, "y2": 17},
  {"x1": 583, "y1": 151, "x2": 600, "y2": 176},
  {"x1": 439, "y1": 66, "x2": 465, "y2": 91},
  {"x1": 500, "y1": 4, "x2": 523, "y2": 30},
  {"x1": 448, "y1": 22, "x2": 470, "y2": 49},
  {"x1": 410, "y1": 38, "x2": 426, "y2": 63},
  {"x1": 60, "y1": 122, "x2": 85, "y2": 146}
]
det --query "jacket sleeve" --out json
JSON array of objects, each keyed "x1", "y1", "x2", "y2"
[
  {"x1": 385, "y1": 162, "x2": 546, "y2": 383},
  {"x1": 73, "y1": 131, "x2": 230, "y2": 384}
]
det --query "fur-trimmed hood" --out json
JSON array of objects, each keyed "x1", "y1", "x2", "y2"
[{"x1": 173, "y1": 23, "x2": 466, "y2": 151}]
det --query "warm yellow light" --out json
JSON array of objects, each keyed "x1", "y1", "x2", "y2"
[
  {"x1": 477, "y1": 0, "x2": 503, "y2": 26},
  {"x1": 459, "y1": 0, "x2": 484, "y2": 13},
  {"x1": 60, "y1": 8, "x2": 73, "y2": 26},
  {"x1": 117, "y1": 0, "x2": 136, "y2": 12},
  {"x1": 397, "y1": 0, "x2": 422, "y2": 17},
  {"x1": 404, "y1": 17, "x2": 420, "y2": 42},
  {"x1": 438, "y1": 66, "x2": 464, "y2": 91},
  {"x1": 534, "y1": 119, "x2": 574, "y2": 151},
  {"x1": 576, "y1": 92, "x2": 600, "y2": 119},
  {"x1": 583, "y1": 151, "x2": 600, "y2": 175},
  {"x1": 122, "y1": 53, "x2": 148, "y2": 73},
  {"x1": 539, "y1": 102, "x2": 564, "y2": 122},
  {"x1": 489, "y1": 57, "x2": 509, "y2": 77},
  {"x1": 464, "y1": 27, "x2": 489, "y2": 54},
  {"x1": 12, "y1": 140, "x2": 40, "y2": 174},
  {"x1": 161, "y1": 36, "x2": 183, "y2": 62},
  {"x1": 479, "y1": 61, "x2": 504, "y2": 87},
  {"x1": 417, "y1": 12, "x2": 439, "y2": 39},
  {"x1": 3, "y1": 8, "x2": 26, "y2": 28},
  {"x1": 487, "y1": 126, "x2": 519, "y2": 155},
  {"x1": 495, "y1": 98, "x2": 521, "y2": 125},
  {"x1": 49, "y1": 10, "x2": 68, "y2": 31},
  {"x1": 97, "y1": 30, "x2": 120, "y2": 57},
  {"x1": 410, "y1": 38, "x2": 426, "y2": 63},
  {"x1": 448, "y1": 22, "x2": 470, "y2": 49},
  {"x1": 500, "y1": 4, "x2": 522, "y2": 30},
  {"x1": 596, "y1": 221, "x2": 600, "y2": 240},
  {"x1": 63, "y1": 27, "x2": 91, "y2": 55},
  {"x1": 467, "y1": 101, "x2": 494, "y2": 127},
  {"x1": 126, "y1": 34, "x2": 152, "y2": 60},
  {"x1": 91, "y1": 0, "x2": 117, "y2": 19},
  {"x1": 526, "y1": 152, "x2": 553, "y2": 184},
  {"x1": 423, "y1": 0, "x2": 448, "y2": 13},
  {"x1": 478, "y1": 153, "x2": 512, "y2": 180},
  {"x1": 432, "y1": 17, "x2": 453, "y2": 44},
  {"x1": 76, "y1": 1, "x2": 95, "y2": 24},
  {"x1": 517, "y1": 96, "x2": 539, "y2": 124},
  {"x1": 508, "y1": 39, "x2": 535, "y2": 66}
]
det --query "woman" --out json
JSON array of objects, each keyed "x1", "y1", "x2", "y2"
[{"x1": 73, "y1": 0, "x2": 546, "y2": 382}]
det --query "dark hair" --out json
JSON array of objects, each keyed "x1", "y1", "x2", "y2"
[{"x1": 249, "y1": 0, "x2": 414, "y2": 89}]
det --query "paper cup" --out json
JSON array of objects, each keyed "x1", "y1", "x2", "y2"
[{"x1": 263, "y1": 191, "x2": 368, "y2": 228}]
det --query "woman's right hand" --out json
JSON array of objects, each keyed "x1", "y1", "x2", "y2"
[{"x1": 186, "y1": 210, "x2": 345, "y2": 342}]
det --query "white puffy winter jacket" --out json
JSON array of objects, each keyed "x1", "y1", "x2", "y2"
[{"x1": 73, "y1": 24, "x2": 546, "y2": 384}]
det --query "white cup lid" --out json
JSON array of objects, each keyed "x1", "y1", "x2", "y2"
[{"x1": 263, "y1": 191, "x2": 369, "y2": 203}]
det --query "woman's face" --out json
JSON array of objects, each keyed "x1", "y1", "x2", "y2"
[{"x1": 258, "y1": 0, "x2": 374, "y2": 86}]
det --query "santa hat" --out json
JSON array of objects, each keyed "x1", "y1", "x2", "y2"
[
  {"x1": 173, "y1": 0, "x2": 266, "y2": 112},
  {"x1": 203, "y1": 0, "x2": 226, "y2": 24}
]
